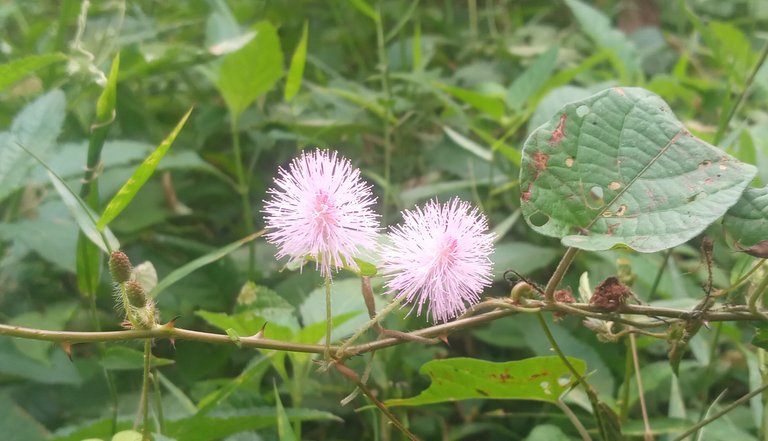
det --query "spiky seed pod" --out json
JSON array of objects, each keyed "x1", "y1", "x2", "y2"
[
  {"x1": 125, "y1": 280, "x2": 147, "y2": 308},
  {"x1": 109, "y1": 251, "x2": 132, "y2": 283}
]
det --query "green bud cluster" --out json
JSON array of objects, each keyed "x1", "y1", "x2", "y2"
[{"x1": 109, "y1": 251, "x2": 132, "y2": 283}]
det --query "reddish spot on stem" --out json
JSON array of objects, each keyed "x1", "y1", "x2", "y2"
[{"x1": 549, "y1": 114, "x2": 567, "y2": 145}]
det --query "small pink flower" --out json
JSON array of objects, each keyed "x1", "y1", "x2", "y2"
[
  {"x1": 380, "y1": 198, "x2": 494, "y2": 323},
  {"x1": 263, "y1": 150, "x2": 379, "y2": 278}
]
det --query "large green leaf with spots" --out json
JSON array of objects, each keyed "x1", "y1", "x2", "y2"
[
  {"x1": 520, "y1": 87, "x2": 756, "y2": 252},
  {"x1": 384, "y1": 356, "x2": 585, "y2": 407},
  {"x1": 723, "y1": 186, "x2": 768, "y2": 257}
]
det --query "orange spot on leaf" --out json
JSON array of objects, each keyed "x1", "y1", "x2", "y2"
[{"x1": 549, "y1": 114, "x2": 567, "y2": 145}]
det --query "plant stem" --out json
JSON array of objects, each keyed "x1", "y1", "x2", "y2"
[
  {"x1": 352, "y1": 372, "x2": 420, "y2": 441},
  {"x1": 556, "y1": 399, "x2": 593, "y2": 441},
  {"x1": 1, "y1": 302, "x2": 767, "y2": 356},
  {"x1": 152, "y1": 368, "x2": 164, "y2": 435},
  {"x1": 229, "y1": 114, "x2": 255, "y2": 277},
  {"x1": 619, "y1": 341, "x2": 633, "y2": 421},
  {"x1": 336, "y1": 297, "x2": 404, "y2": 357},
  {"x1": 630, "y1": 333, "x2": 654, "y2": 441},
  {"x1": 325, "y1": 275, "x2": 333, "y2": 360},
  {"x1": 141, "y1": 340, "x2": 152, "y2": 440},
  {"x1": 672, "y1": 382, "x2": 768, "y2": 441},
  {"x1": 544, "y1": 247, "x2": 579, "y2": 302},
  {"x1": 535, "y1": 312, "x2": 605, "y2": 439},
  {"x1": 649, "y1": 249, "x2": 672, "y2": 299}
]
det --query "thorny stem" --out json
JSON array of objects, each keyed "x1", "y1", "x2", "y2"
[
  {"x1": 1, "y1": 302, "x2": 767, "y2": 356},
  {"x1": 671, "y1": 382, "x2": 768, "y2": 441},
  {"x1": 535, "y1": 312, "x2": 606, "y2": 440},
  {"x1": 630, "y1": 334, "x2": 653, "y2": 441}
]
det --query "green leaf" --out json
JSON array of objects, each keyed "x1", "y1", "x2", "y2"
[
  {"x1": 564, "y1": 0, "x2": 639, "y2": 80},
  {"x1": 111, "y1": 431, "x2": 142, "y2": 441},
  {"x1": 96, "y1": 53, "x2": 120, "y2": 124},
  {"x1": 164, "y1": 407, "x2": 341, "y2": 441},
  {"x1": 98, "y1": 108, "x2": 193, "y2": 229},
  {"x1": 0, "y1": 392, "x2": 50, "y2": 441},
  {"x1": 196, "y1": 356, "x2": 271, "y2": 415},
  {"x1": 524, "y1": 424, "x2": 570, "y2": 441},
  {"x1": 216, "y1": 21, "x2": 284, "y2": 116},
  {"x1": 274, "y1": 382, "x2": 297, "y2": 441},
  {"x1": 0, "y1": 89, "x2": 66, "y2": 202},
  {"x1": 443, "y1": 126, "x2": 492, "y2": 161},
  {"x1": 520, "y1": 87, "x2": 756, "y2": 253},
  {"x1": 349, "y1": 0, "x2": 379, "y2": 21},
  {"x1": 149, "y1": 231, "x2": 263, "y2": 298},
  {"x1": 48, "y1": 170, "x2": 120, "y2": 253},
  {"x1": 724, "y1": 186, "x2": 768, "y2": 253},
  {"x1": 0, "y1": 338, "x2": 82, "y2": 385},
  {"x1": 384, "y1": 356, "x2": 586, "y2": 407},
  {"x1": 9, "y1": 302, "x2": 76, "y2": 364},
  {"x1": 0, "y1": 53, "x2": 67, "y2": 92},
  {"x1": 491, "y1": 242, "x2": 559, "y2": 280},
  {"x1": 100, "y1": 346, "x2": 175, "y2": 370},
  {"x1": 284, "y1": 21, "x2": 308, "y2": 102},
  {"x1": 506, "y1": 45, "x2": 559, "y2": 110},
  {"x1": 226, "y1": 328, "x2": 242, "y2": 348},
  {"x1": 440, "y1": 84, "x2": 504, "y2": 119}
]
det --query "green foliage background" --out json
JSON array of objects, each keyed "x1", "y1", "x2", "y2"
[{"x1": 0, "y1": 0, "x2": 767, "y2": 440}]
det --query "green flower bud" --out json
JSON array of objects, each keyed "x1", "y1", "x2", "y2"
[
  {"x1": 109, "y1": 251, "x2": 132, "y2": 283},
  {"x1": 125, "y1": 280, "x2": 147, "y2": 308}
]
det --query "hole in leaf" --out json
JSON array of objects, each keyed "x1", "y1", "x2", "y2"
[
  {"x1": 558, "y1": 375, "x2": 571, "y2": 387},
  {"x1": 529, "y1": 212, "x2": 549, "y2": 227},
  {"x1": 576, "y1": 105, "x2": 590, "y2": 117},
  {"x1": 588, "y1": 186, "x2": 604, "y2": 206},
  {"x1": 565, "y1": 157, "x2": 575, "y2": 167},
  {"x1": 540, "y1": 381, "x2": 552, "y2": 395}
]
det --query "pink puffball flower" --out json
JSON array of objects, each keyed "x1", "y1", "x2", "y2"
[
  {"x1": 262, "y1": 149, "x2": 379, "y2": 278},
  {"x1": 380, "y1": 198, "x2": 495, "y2": 323}
]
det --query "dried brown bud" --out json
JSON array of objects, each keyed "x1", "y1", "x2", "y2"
[
  {"x1": 553, "y1": 288, "x2": 575, "y2": 304},
  {"x1": 553, "y1": 288, "x2": 575, "y2": 321},
  {"x1": 590, "y1": 276, "x2": 631, "y2": 311},
  {"x1": 125, "y1": 280, "x2": 147, "y2": 308},
  {"x1": 109, "y1": 251, "x2": 132, "y2": 283}
]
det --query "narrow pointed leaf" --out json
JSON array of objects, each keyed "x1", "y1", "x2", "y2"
[
  {"x1": 48, "y1": 172, "x2": 120, "y2": 253},
  {"x1": 98, "y1": 108, "x2": 193, "y2": 229},
  {"x1": 0, "y1": 53, "x2": 67, "y2": 92},
  {"x1": 273, "y1": 382, "x2": 297, "y2": 441},
  {"x1": 284, "y1": 21, "x2": 308, "y2": 102},
  {"x1": 385, "y1": 356, "x2": 586, "y2": 407},
  {"x1": 520, "y1": 87, "x2": 756, "y2": 252},
  {"x1": 148, "y1": 230, "x2": 264, "y2": 298}
]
